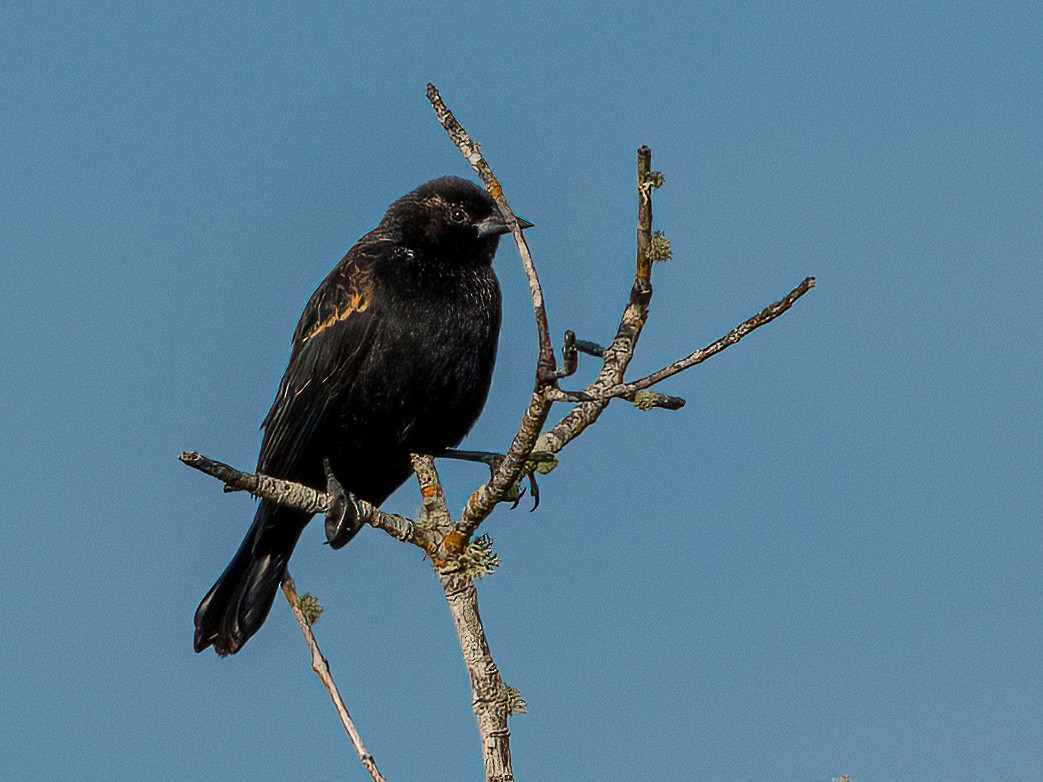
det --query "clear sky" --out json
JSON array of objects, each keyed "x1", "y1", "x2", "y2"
[{"x1": 3, "y1": 2, "x2": 1040, "y2": 780}]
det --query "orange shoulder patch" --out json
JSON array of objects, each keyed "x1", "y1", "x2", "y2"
[{"x1": 301, "y1": 290, "x2": 369, "y2": 343}]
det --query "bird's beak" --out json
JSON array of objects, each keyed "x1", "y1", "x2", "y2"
[{"x1": 476, "y1": 214, "x2": 535, "y2": 238}]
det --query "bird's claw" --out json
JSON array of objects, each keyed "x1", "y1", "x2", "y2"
[
  {"x1": 506, "y1": 471, "x2": 541, "y2": 511},
  {"x1": 507, "y1": 456, "x2": 552, "y2": 511},
  {"x1": 526, "y1": 470, "x2": 541, "y2": 511},
  {"x1": 323, "y1": 458, "x2": 362, "y2": 549},
  {"x1": 435, "y1": 448, "x2": 554, "y2": 512}
]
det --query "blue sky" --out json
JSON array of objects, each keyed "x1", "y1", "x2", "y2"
[{"x1": 3, "y1": 2, "x2": 1040, "y2": 780}]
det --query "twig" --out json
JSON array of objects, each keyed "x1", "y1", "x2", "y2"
[
  {"x1": 574, "y1": 338, "x2": 606, "y2": 358},
  {"x1": 180, "y1": 451, "x2": 330, "y2": 514},
  {"x1": 179, "y1": 451, "x2": 437, "y2": 552},
  {"x1": 281, "y1": 574, "x2": 386, "y2": 782},
  {"x1": 601, "y1": 275, "x2": 816, "y2": 396},
  {"x1": 426, "y1": 83, "x2": 554, "y2": 379},
  {"x1": 426, "y1": 83, "x2": 555, "y2": 536},
  {"x1": 540, "y1": 275, "x2": 815, "y2": 430},
  {"x1": 535, "y1": 146, "x2": 662, "y2": 454}
]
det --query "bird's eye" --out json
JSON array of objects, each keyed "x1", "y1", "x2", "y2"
[{"x1": 449, "y1": 207, "x2": 468, "y2": 224}]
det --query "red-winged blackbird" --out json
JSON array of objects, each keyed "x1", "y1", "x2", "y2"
[{"x1": 195, "y1": 177, "x2": 527, "y2": 656}]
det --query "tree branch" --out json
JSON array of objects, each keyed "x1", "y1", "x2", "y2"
[
  {"x1": 438, "y1": 568, "x2": 513, "y2": 782},
  {"x1": 601, "y1": 275, "x2": 816, "y2": 396},
  {"x1": 538, "y1": 275, "x2": 816, "y2": 456},
  {"x1": 426, "y1": 83, "x2": 554, "y2": 380},
  {"x1": 183, "y1": 449, "x2": 520, "y2": 782},
  {"x1": 535, "y1": 146, "x2": 663, "y2": 454},
  {"x1": 410, "y1": 456, "x2": 515, "y2": 782},
  {"x1": 426, "y1": 83, "x2": 556, "y2": 536},
  {"x1": 183, "y1": 92, "x2": 817, "y2": 781},
  {"x1": 180, "y1": 451, "x2": 331, "y2": 514},
  {"x1": 178, "y1": 451, "x2": 440, "y2": 554},
  {"x1": 281, "y1": 575, "x2": 386, "y2": 782}
]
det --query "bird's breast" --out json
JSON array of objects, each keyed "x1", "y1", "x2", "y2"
[{"x1": 336, "y1": 265, "x2": 501, "y2": 453}]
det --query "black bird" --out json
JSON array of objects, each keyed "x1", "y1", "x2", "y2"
[{"x1": 195, "y1": 176, "x2": 527, "y2": 656}]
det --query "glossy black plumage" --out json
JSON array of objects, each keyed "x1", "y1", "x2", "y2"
[{"x1": 194, "y1": 177, "x2": 509, "y2": 655}]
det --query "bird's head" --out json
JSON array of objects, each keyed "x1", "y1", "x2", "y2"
[{"x1": 382, "y1": 176, "x2": 532, "y2": 265}]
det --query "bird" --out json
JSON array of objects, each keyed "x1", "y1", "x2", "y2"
[{"x1": 194, "y1": 176, "x2": 530, "y2": 656}]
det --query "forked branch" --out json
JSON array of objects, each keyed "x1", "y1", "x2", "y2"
[{"x1": 182, "y1": 84, "x2": 815, "y2": 782}]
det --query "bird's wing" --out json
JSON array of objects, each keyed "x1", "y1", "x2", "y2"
[{"x1": 257, "y1": 236, "x2": 388, "y2": 480}]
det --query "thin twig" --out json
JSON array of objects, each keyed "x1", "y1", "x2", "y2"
[
  {"x1": 426, "y1": 83, "x2": 555, "y2": 536},
  {"x1": 535, "y1": 146, "x2": 661, "y2": 453},
  {"x1": 281, "y1": 575, "x2": 387, "y2": 782},
  {"x1": 574, "y1": 338, "x2": 606, "y2": 357},
  {"x1": 543, "y1": 275, "x2": 815, "y2": 416},
  {"x1": 179, "y1": 451, "x2": 330, "y2": 514},
  {"x1": 179, "y1": 451, "x2": 437, "y2": 552},
  {"x1": 601, "y1": 276, "x2": 816, "y2": 396},
  {"x1": 536, "y1": 277, "x2": 814, "y2": 452},
  {"x1": 426, "y1": 83, "x2": 554, "y2": 379}
]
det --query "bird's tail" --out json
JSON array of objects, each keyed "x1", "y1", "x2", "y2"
[{"x1": 194, "y1": 500, "x2": 309, "y2": 656}]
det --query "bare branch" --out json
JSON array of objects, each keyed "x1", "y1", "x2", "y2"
[
  {"x1": 179, "y1": 451, "x2": 437, "y2": 553},
  {"x1": 542, "y1": 387, "x2": 595, "y2": 404},
  {"x1": 411, "y1": 453, "x2": 453, "y2": 529},
  {"x1": 281, "y1": 575, "x2": 386, "y2": 782},
  {"x1": 536, "y1": 277, "x2": 814, "y2": 451},
  {"x1": 409, "y1": 457, "x2": 515, "y2": 782},
  {"x1": 437, "y1": 568, "x2": 514, "y2": 782},
  {"x1": 426, "y1": 83, "x2": 555, "y2": 380},
  {"x1": 535, "y1": 146, "x2": 662, "y2": 454},
  {"x1": 426, "y1": 83, "x2": 556, "y2": 535},
  {"x1": 460, "y1": 392, "x2": 552, "y2": 533},
  {"x1": 603, "y1": 276, "x2": 816, "y2": 396},
  {"x1": 180, "y1": 451, "x2": 330, "y2": 514},
  {"x1": 635, "y1": 145, "x2": 656, "y2": 287}
]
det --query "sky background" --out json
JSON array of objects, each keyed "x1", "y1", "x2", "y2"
[{"x1": 2, "y1": 2, "x2": 1040, "y2": 780}]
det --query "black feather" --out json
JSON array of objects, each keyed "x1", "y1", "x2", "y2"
[{"x1": 194, "y1": 177, "x2": 506, "y2": 655}]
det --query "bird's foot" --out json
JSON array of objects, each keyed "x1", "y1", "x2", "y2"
[
  {"x1": 323, "y1": 458, "x2": 363, "y2": 549},
  {"x1": 434, "y1": 449, "x2": 557, "y2": 511}
]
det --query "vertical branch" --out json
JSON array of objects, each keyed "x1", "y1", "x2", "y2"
[
  {"x1": 410, "y1": 456, "x2": 514, "y2": 782},
  {"x1": 635, "y1": 145, "x2": 654, "y2": 288},
  {"x1": 537, "y1": 146, "x2": 659, "y2": 453},
  {"x1": 438, "y1": 569, "x2": 513, "y2": 782},
  {"x1": 598, "y1": 144, "x2": 655, "y2": 378},
  {"x1": 438, "y1": 571, "x2": 511, "y2": 782},
  {"x1": 411, "y1": 453, "x2": 453, "y2": 528},
  {"x1": 427, "y1": 83, "x2": 557, "y2": 531},
  {"x1": 426, "y1": 83, "x2": 555, "y2": 379},
  {"x1": 281, "y1": 574, "x2": 386, "y2": 782}
]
